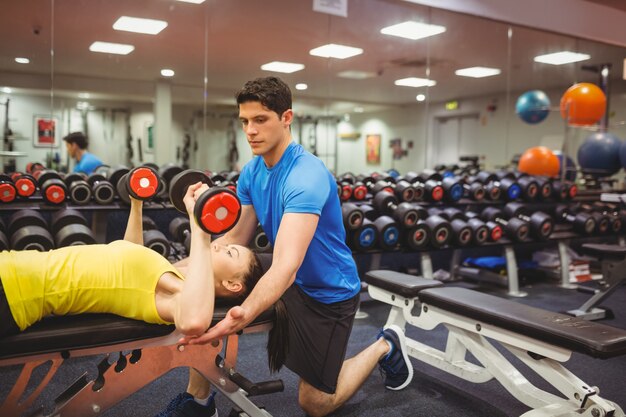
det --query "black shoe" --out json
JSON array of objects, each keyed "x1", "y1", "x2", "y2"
[
  {"x1": 155, "y1": 391, "x2": 218, "y2": 417},
  {"x1": 377, "y1": 324, "x2": 413, "y2": 390}
]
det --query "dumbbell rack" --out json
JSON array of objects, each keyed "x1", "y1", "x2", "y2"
[{"x1": 347, "y1": 189, "x2": 626, "y2": 298}]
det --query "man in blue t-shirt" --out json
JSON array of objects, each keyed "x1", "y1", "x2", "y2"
[
  {"x1": 63, "y1": 131, "x2": 103, "y2": 175},
  {"x1": 162, "y1": 77, "x2": 413, "y2": 417}
]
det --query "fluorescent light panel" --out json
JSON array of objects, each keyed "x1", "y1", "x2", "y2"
[
  {"x1": 381, "y1": 21, "x2": 446, "y2": 40},
  {"x1": 394, "y1": 77, "x2": 436, "y2": 87},
  {"x1": 534, "y1": 51, "x2": 590, "y2": 65},
  {"x1": 113, "y1": 16, "x2": 167, "y2": 35},
  {"x1": 260, "y1": 61, "x2": 304, "y2": 73},
  {"x1": 295, "y1": 83, "x2": 308, "y2": 90},
  {"x1": 15, "y1": 57, "x2": 30, "y2": 64},
  {"x1": 161, "y1": 69, "x2": 175, "y2": 77},
  {"x1": 337, "y1": 70, "x2": 377, "y2": 79},
  {"x1": 89, "y1": 41, "x2": 135, "y2": 55},
  {"x1": 309, "y1": 44, "x2": 363, "y2": 59},
  {"x1": 455, "y1": 66, "x2": 501, "y2": 78},
  {"x1": 416, "y1": 94, "x2": 426, "y2": 101}
]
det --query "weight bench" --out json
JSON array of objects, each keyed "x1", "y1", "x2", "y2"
[
  {"x1": 566, "y1": 243, "x2": 626, "y2": 321},
  {"x1": 0, "y1": 304, "x2": 280, "y2": 417},
  {"x1": 365, "y1": 270, "x2": 626, "y2": 417}
]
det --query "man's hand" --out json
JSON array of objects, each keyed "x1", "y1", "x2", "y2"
[{"x1": 178, "y1": 305, "x2": 248, "y2": 345}]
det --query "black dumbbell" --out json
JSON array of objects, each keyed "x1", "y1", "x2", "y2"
[
  {"x1": 64, "y1": 173, "x2": 93, "y2": 205},
  {"x1": 251, "y1": 224, "x2": 272, "y2": 253},
  {"x1": 462, "y1": 179, "x2": 486, "y2": 201},
  {"x1": 116, "y1": 166, "x2": 161, "y2": 204},
  {"x1": 442, "y1": 207, "x2": 490, "y2": 245},
  {"x1": 373, "y1": 191, "x2": 419, "y2": 228},
  {"x1": 0, "y1": 217, "x2": 8, "y2": 250},
  {"x1": 342, "y1": 203, "x2": 364, "y2": 231},
  {"x1": 169, "y1": 169, "x2": 241, "y2": 235},
  {"x1": 26, "y1": 162, "x2": 46, "y2": 175},
  {"x1": 551, "y1": 180, "x2": 577, "y2": 200},
  {"x1": 554, "y1": 205, "x2": 596, "y2": 235},
  {"x1": 10, "y1": 172, "x2": 38, "y2": 199},
  {"x1": 475, "y1": 171, "x2": 521, "y2": 201},
  {"x1": 423, "y1": 214, "x2": 452, "y2": 248},
  {"x1": 169, "y1": 216, "x2": 192, "y2": 254},
  {"x1": 404, "y1": 171, "x2": 444, "y2": 202},
  {"x1": 465, "y1": 211, "x2": 503, "y2": 243},
  {"x1": 87, "y1": 173, "x2": 116, "y2": 205},
  {"x1": 143, "y1": 229, "x2": 171, "y2": 258},
  {"x1": 402, "y1": 220, "x2": 431, "y2": 250},
  {"x1": 515, "y1": 174, "x2": 540, "y2": 201},
  {"x1": 348, "y1": 218, "x2": 378, "y2": 252},
  {"x1": 0, "y1": 174, "x2": 17, "y2": 203},
  {"x1": 481, "y1": 206, "x2": 529, "y2": 242},
  {"x1": 373, "y1": 215, "x2": 400, "y2": 250},
  {"x1": 35, "y1": 170, "x2": 68, "y2": 205},
  {"x1": 573, "y1": 203, "x2": 620, "y2": 233},
  {"x1": 50, "y1": 208, "x2": 96, "y2": 247},
  {"x1": 428, "y1": 208, "x2": 472, "y2": 247},
  {"x1": 7, "y1": 209, "x2": 54, "y2": 251},
  {"x1": 503, "y1": 203, "x2": 553, "y2": 240}
]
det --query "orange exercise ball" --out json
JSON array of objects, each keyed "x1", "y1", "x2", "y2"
[
  {"x1": 518, "y1": 146, "x2": 560, "y2": 177},
  {"x1": 559, "y1": 82, "x2": 606, "y2": 126}
]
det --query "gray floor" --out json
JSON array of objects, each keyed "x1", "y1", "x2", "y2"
[{"x1": 1, "y1": 277, "x2": 625, "y2": 417}]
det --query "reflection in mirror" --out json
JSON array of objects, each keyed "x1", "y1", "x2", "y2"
[{"x1": 0, "y1": 1, "x2": 53, "y2": 173}]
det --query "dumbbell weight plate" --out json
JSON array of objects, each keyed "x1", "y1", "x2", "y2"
[
  {"x1": 169, "y1": 170, "x2": 213, "y2": 213},
  {"x1": 194, "y1": 187, "x2": 241, "y2": 235},
  {"x1": 50, "y1": 209, "x2": 87, "y2": 236},
  {"x1": 55, "y1": 224, "x2": 96, "y2": 247},
  {"x1": 127, "y1": 166, "x2": 160, "y2": 200},
  {"x1": 11, "y1": 225, "x2": 54, "y2": 251}
]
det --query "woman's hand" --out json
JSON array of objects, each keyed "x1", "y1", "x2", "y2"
[{"x1": 183, "y1": 182, "x2": 210, "y2": 218}]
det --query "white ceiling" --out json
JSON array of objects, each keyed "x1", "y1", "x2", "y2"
[{"x1": 0, "y1": 0, "x2": 624, "y2": 112}]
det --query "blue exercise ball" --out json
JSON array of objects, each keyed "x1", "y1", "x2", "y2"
[
  {"x1": 577, "y1": 132, "x2": 622, "y2": 177},
  {"x1": 620, "y1": 141, "x2": 626, "y2": 169},
  {"x1": 516, "y1": 90, "x2": 550, "y2": 124}
]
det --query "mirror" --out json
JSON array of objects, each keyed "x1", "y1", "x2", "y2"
[{"x1": 0, "y1": 0, "x2": 624, "y2": 179}]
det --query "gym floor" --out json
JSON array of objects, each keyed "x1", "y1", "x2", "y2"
[{"x1": 1, "y1": 271, "x2": 624, "y2": 417}]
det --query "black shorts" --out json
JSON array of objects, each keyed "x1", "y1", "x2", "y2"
[
  {"x1": 0, "y1": 277, "x2": 20, "y2": 338},
  {"x1": 282, "y1": 285, "x2": 359, "y2": 394}
]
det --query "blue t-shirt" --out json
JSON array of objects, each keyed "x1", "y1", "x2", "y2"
[
  {"x1": 74, "y1": 152, "x2": 103, "y2": 175},
  {"x1": 238, "y1": 142, "x2": 360, "y2": 303}
]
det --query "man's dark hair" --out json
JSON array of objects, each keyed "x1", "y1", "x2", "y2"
[
  {"x1": 235, "y1": 76, "x2": 292, "y2": 118},
  {"x1": 63, "y1": 132, "x2": 88, "y2": 149}
]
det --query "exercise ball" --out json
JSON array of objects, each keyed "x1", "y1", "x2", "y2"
[
  {"x1": 577, "y1": 132, "x2": 622, "y2": 176},
  {"x1": 516, "y1": 90, "x2": 550, "y2": 124},
  {"x1": 560, "y1": 83, "x2": 606, "y2": 126},
  {"x1": 619, "y1": 141, "x2": 626, "y2": 169},
  {"x1": 518, "y1": 146, "x2": 560, "y2": 177}
]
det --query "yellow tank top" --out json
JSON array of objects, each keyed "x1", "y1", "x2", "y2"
[{"x1": 0, "y1": 240, "x2": 184, "y2": 331}]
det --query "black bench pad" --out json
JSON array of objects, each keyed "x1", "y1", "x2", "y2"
[
  {"x1": 0, "y1": 305, "x2": 275, "y2": 361},
  {"x1": 365, "y1": 270, "x2": 444, "y2": 298},
  {"x1": 418, "y1": 287, "x2": 626, "y2": 359},
  {"x1": 580, "y1": 243, "x2": 626, "y2": 260}
]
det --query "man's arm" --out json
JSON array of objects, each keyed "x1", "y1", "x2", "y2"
[
  {"x1": 182, "y1": 211, "x2": 318, "y2": 344},
  {"x1": 123, "y1": 197, "x2": 143, "y2": 245}
]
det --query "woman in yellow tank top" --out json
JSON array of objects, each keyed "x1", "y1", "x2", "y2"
[{"x1": 0, "y1": 182, "x2": 264, "y2": 339}]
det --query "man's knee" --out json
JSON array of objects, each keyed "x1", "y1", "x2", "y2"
[{"x1": 298, "y1": 384, "x2": 335, "y2": 417}]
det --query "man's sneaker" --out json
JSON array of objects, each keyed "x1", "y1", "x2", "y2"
[
  {"x1": 377, "y1": 324, "x2": 413, "y2": 390},
  {"x1": 155, "y1": 391, "x2": 218, "y2": 417}
]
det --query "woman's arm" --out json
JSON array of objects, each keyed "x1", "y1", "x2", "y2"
[
  {"x1": 173, "y1": 183, "x2": 216, "y2": 335},
  {"x1": 123, "y1": 197, "x2": 143, "y2": 245}
]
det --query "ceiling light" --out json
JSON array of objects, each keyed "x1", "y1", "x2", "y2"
[
  {"x1": 337, "y1": 70, "x2": 377, "y2": 79},
  {"x1": 1, "y1": 87, "x2": 12, "y2": 94},
  {"x1": 533, "y1": 51, "x2": 590, "y2": 65},
  {"x1": 354, "y1": 107, "x2": 364, "y2": 113},
  {"x1": 176, "y1": 0, "x2": 205, "y2": 3},
  {"x1": 161, "y1": 69, "x2": 175, "y2": 77},
  {"x1": 394, "y1": 77, "x2": 436, "y2": 87},
  {"x1": 455, "y1": 67, "x2": 501, "y2": 78},
  {"x1": 381, "y1": 21, "x2": 446, "y2": 40},
  {"x1": 113, "y1": 16, "x2": 168, "y2": 35},
  {"x1": 416, "y1": 94, "x2": 426, "y2": 101},
  {"x1": 15, "y1": 57, "x2": 30, "y2": 64},
  {"x1": 260, "y1": 61, "x2": 305, "y2": 73},
  {"x1": 295, "y1": 83, "x2": 308, "y2": 90},
  {"x1": 309, "y1": 44, "x2": 363, "y2": 59},
  {"x1": 89, "y1": 41, "x2": 134, "y2": 55}
]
